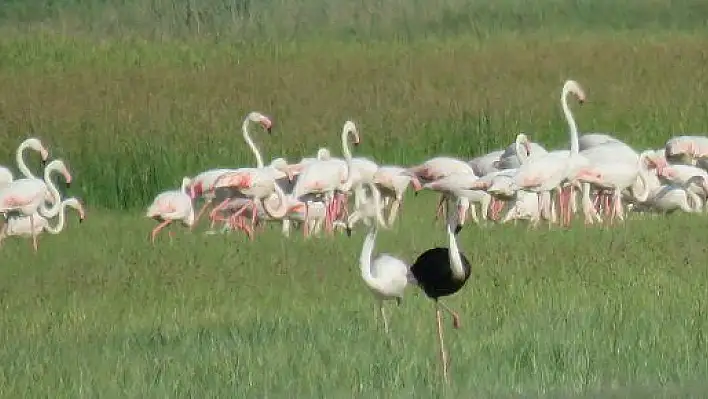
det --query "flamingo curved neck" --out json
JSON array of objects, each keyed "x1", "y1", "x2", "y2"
[
  {"x1": 341, "y1": 124, "x2": 356, "y2": 188},
  {"x1": 360, "y1": 226, "x2": 383, "y2": 290},
  {"x1": 562, "y1": 87, "x2": 580, "y2": 155},
  {"x1": 368, "y1": 183, "x2": 388, "y2": 228},
  {"x1": 446, "y1": 222, "x2": 466, "y2": 281},
  {"x1": 262, "y1": 183, "x2": 288, "y2": 219},
  {"x1": 243, "y1": 115, "x2": 264, "y2": 169},
  {"x1": 16, "y1": 140, "x2": 37, "y2": 180},
  {"x1": 39, "y1": 163, "x2": 63, "y2": 218},
  {"x1": 46, "y1": 201, "x2": 70, "y2": 234},
  {"x1": 633, "y1": 153, "x2": 653, "y2": 202},
  {"x1": 515, "y1": 135, "x2": 529, "y2": 165}
]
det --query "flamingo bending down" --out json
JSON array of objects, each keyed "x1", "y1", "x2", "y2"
[
  {"x1": 468, "y1": 149, "x2": 504, "y2": 176},
  {"x1": 0, "y1": 160, "x2": 72, "y2": 252},
  {"x1": 210, "y1": 158, "x2": 293, "y2": 237},
  {"x1": 0, "y1": 138, "x2": 50, "y2": 187},
  {"x1": 1, "y1": 197, "x2": 85, "y2": 245},
  {"x1": 409, "y1": 156, "x2": 477, "y2": 222},
  {"x1": 664, "y1": 135, "x2": 708, "y2": 166},
  {"x1": 373, "y1": 166, "x2": 422, "y2": 226},
  {"x1": 146, "y1": 177, "x2": 195, "y2": 244},
  {"x1": 338, "y1": 182, "x2": 388, "y2": 233}
]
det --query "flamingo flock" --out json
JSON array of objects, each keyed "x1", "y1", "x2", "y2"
[
  {"x1": 0, "y1": 138, "x2": 81, "y2": 251},
  {"x1": 149, "y1": 79, "x2": 705, "y2": 244},
  {"x1": 2, "y1": 78, "x2": 707, "y2": 382}
]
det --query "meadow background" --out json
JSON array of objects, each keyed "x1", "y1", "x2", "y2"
[{"x1": 1, "y1": 0, "x2": 708, "y2": 397}]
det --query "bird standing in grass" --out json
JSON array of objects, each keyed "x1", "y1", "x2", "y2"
[
  {"x1": 355, "y1": 183, "x2": 411, "y2": 334},
  {"x1": 409, "y1": 209, "x2": 472, "y2": 384},
  {"x1": 146, "y1": 177, "x2": 195, "y2": 244}
]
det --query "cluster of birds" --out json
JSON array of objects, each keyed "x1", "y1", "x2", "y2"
[
  {"x1": 0, "y1": 139, "x2": 83, "y2": 251},
  {"x1": 151, "y1": 79, "x2": 708, "y2": 243},
  {"x1": 4, "y1": 78, "x2": 707, "y2": 382},
  {"x1": 145, "y1": 78, "x2": 708, "y2": 382}
]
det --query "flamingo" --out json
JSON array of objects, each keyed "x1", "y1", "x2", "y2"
[
  {"x1": 494, "y1": 133, "x2": 548, "y2": 170},
  {"x1": 513, "y1": 79, "x2": 599, "y2": 227},
  {"x1": 632, "y1": 176, "x2": 704, "y2": 214},
  {"x1": 146, "y1": 177, "x2": 195, "y2": 244},
  {"x1": 210, "y1": 157, "x2": 293, "y2": 237},
  {"x1": 409, "y1": 156, "x2": 477, "y2": 222},
  {"x1": 188, "y1": 111, "x2": 273, "y2": 227},
  {"x1": 409, "y1": 208, "x2": 472, "y2": 384},
  {"x1": 468, "y1": 149, "x2": 504, "y2": 176},
  {"x1": 0, "y1": 160, "x2": 72, "y2": 252},
  {"x1": 664, "y1": 135, "x2": 708, "y2": 166},
  {"x1": 0, "y1": 137, "x2": 50, "y2": 187},
  {"x1": 288, "y1": 120, "x2": 359, "y2": 236},
  {"x1": 373, "y1": 166, "x2": 422, "y2": 226},
  {"x1": 1, "y1": 197, "x2": 85, "y2": 245},
  {"x1": 354, "y1": 196, "x2": 411, "y2": 334},
  {"x1": 578, "y1": 133, "x2": 624, "y2": 151},
  {"x1": 338, "y1": 182, "x2": 389, "y2": 233}
]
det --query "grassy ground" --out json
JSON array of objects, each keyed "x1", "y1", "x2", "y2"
[{"x1": 1, "y1": 0, "x2": 708, "y2": 397}]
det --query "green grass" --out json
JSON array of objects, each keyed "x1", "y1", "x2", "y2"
[{"x1": 1, "y1": 0, "x2": 708, "y2": 396}]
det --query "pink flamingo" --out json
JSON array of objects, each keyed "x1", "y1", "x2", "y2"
[
  {"x1": 187, "y1": 111, "x2": 273, "y2": 227},
  {"x1": 146, "y1": 177, "x2": 195, "y2": 244}
]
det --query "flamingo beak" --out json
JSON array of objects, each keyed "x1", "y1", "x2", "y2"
[
  {"x1": 524, "y1": 141, "x2": 532, "y2": 156},
  {"x1": 41, "y1": 149, "x2": 49, "y2": 165},
  {"x1": 286, "y1": 167, "x2": 294, "y2": 182},
  {"x1": 65, "y1": 173, "x2": 72, "y2": 188},
  {"x1": 346, "y1": 226, "x2": 352, "y2": 237},
  {"x1": 454, "y1": 225, "x2": 463, "y2": 235}
]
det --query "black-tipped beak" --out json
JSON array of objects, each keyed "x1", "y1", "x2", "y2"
[
  {"x1": 41, "y1": 159, "x2": 47, "y2": 166},
  {"x1": 454, "y1": 225, "x2": 463, "y2": 234},
  {"x1": 579, "y1": 99, "x2": 585, "y2": 105},
  {"x1": 266, "y1": 127, "x2": 272, "y2": 134},
  {"x1": 66, "y1": 182, "x2": 71, "y2": 188},
  {"x1": 414, "y1": 191, "x2": 419, "y2": 196},
  {"x1": 79, "y1": 216, "x2": 84, "y2": 224},
  {"x1": 346, "y1": 227, "x2": 352, "y2": 237},
  {"x1": 353, "y1": 141, "x2": 360, "y2": 147}
]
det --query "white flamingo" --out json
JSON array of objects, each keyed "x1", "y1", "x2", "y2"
[
  {"x1": 513, "y1": 79, "x2": 602, "y2": 227},
  {"x1": 1, "y1": 197, "x2": 85, "y2": 245},
  {"x1": 0, "y1": 160, "x2": 72, "y2": 252},
  {"x1": 354, "y1": 200, "x2": 411, "y2": 334},
  {"x1": 288, "y1": 121, "x2": 359, "y2": 236},
  {"x1": 0, "y1": 138, "x2": 50, "y2": 187},
  {"x1": 146, "y1": 177, "x2": 195, "y2": 244}
]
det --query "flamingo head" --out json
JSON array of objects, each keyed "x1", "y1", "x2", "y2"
[
  {"x1": 65, "y1": 197, "x2": 85, "y2": 223},
  {"x1": 563, "y1": 79, "x2": 586, "y2": 104},
  {"x1": 50, "y1": 160, "x2": 72, "y2": 188},
  {"x1": 26, "y1": 138, "x2": 49, "y2": 165},
  {"x1": 343, "y1": 120, "x2": 359, "y2": 147},
  {"x1": 259, "y1": 115, "x2": 273, "y2": 133}
]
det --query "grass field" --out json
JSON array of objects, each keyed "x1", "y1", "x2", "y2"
[{"x1": 1, "y1": 0, "x2": 708, "y2": 397}]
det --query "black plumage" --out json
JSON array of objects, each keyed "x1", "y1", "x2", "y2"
[{"x1": 410, "y1": 247, "x2": 472, "y2": 299}]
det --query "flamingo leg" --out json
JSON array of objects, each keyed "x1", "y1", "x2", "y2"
[
  {"x1": 379, "y1": 300, "x2": 389, "y2": 334},
  {"x1": 192, "y1": 200, "x2": 212, "y2": 229},
  {"x1": 29, "y1": 214, "x2": 38, "y2": 252},
  {"x1": 151, "y1": 219, "x2": 172, "y2": 244},
  {"x1": 435, "y1": 302, "x2": 450, "y2": 385},
  {"x1": 435, "y1": 194, "x2": 446, "y2": 223}
]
